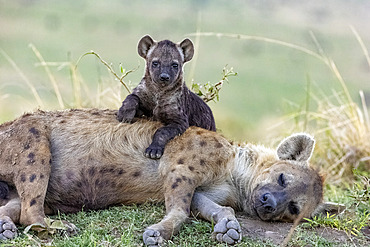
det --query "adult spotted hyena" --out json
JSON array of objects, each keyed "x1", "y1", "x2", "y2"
[
  {"x1": 0, "y1": 109, "x2": 340, "y2": 244},
  {"x1": 117, "y1": 35, "x2": 216, "y2": 159}
]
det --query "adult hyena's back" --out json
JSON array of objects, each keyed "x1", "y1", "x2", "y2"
[
  {"x1": 0, "y1": 109, "x2": 166, "y2": 212},
  {"x1": 45, "y1": 109, "x2": 166, "y2": 212}
]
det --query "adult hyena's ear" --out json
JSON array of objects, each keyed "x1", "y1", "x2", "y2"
[
  {"x1": 138, "y1": 35, "x2": 155, "y2": 59},
  {"x1": 276, "y1": 133, "x2": 315, "y2": 162},
  {"x1": 178, "y1": 38, "x2": 194, "y2": 63},
  {"x1": 311, "y1": 202, "x2": 345, "y2": 217}
]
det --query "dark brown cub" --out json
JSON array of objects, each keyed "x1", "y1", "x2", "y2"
[{"x1": 117, "y1": 35, "x2": 216, "y2": 159}]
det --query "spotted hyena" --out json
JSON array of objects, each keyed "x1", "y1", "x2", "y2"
[
  {"x1": 117, "y1": 35, "x2": 216, "y2": 159},
  {"x1": 0, "y1": 109, "x2": 341, "y2": 244}
]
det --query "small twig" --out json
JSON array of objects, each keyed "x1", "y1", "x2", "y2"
[{"x1": 75, "y1": 51, "x2": 136, "y2": 94}]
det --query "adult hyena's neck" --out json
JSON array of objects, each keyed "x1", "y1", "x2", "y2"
[
  {"x1": 230, "y1": 144, "x2": 277, "y2": 210},
  {"x1": 230, "y1": 146, "x2": 257, "y2": 206}
]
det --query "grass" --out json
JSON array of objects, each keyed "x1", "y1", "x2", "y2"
[
  {"x1": 4, "y1": 204, "x2": 165, "y2": 246},
  {"x1": 304, "y1": 172, "x2": 369, "y2": 237},
  {"x1": 1, "y1": 203, "x2": 273, "y2": 246}
]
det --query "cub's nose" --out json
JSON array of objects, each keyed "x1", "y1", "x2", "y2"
[
  {"x1": 260, "y1": 193, "x2": 277, "y2": 213},
  {"x1": 160, "y1": 73, "x2": 170, "y2": 81}
]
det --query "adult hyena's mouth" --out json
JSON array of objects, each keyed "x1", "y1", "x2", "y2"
[
  {"x1": 253, "y1": 206, "x2": 264, "y2": 221},
  {"x1": 253, "y1": 204, "x2": 274, "y2": 221}
]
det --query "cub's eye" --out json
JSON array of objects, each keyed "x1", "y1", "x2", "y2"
[
  {"x1": 152, "y1": 61, "x2": 159, "y2": 68},
  {"x1": 171, "y1": 63, "x2": 178, "y2": 69},
  {"x1": 288, "y1": 201, "x2": 300, "y2": 215},
  {"x1": 278, "y1": 173, "x2": 286, "y2": 187}
]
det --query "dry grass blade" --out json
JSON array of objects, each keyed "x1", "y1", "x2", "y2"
[
  {"x1": 189, "y1": 31, "x2": 357, "y2": 106},
  {"x1": 271, "y1": 84, "x2": 369, "y2": 183},
  {"x1": 0, "y1": 48, "x2": 44, "y2": 107},
  {"x1": 186, "y1": 13, "x2": 202, "y2": 83},
  {"x1": 187, "y1": 32, "x2": 328, "y2": 64},
  {"x1": 309, "y1": 93, "x2": 369, "y2": 183},
  {"x1": 280, "y1": 199, "x2": 312, "y2": 246},
  {"x1": 69, "y1": 61, "x2": 82, "y2": 108},
  {"x1": 247, "y1": 28, "x2": 370, "y2": 183},
  {"x1": 359, "y1": 91, "x2": 370, "y2": 129},
  {"x1": 29, "y1": 43, "x2": 65, "y2": 109},
  {"x1": 351, "y1": 25, "x2": 370, "y2": 70}
]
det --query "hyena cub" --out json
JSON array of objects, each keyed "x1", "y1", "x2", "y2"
[{"x1": 116, "y1": 35, "x2": 216, "y2": 159}]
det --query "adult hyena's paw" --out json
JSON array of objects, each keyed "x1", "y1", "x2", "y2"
[
  {"x1": 0, "y1": 216, "x2": 17, "y2": 240},
  {"x1": 143, "y1": 229, "x2": 164, "y2": 246},
  {"x1": 144, "y1": 144, "x2": 164, "y2": 159},
  {"x1": 213, "y1": 218, "x2": 242, "y2": 245}
]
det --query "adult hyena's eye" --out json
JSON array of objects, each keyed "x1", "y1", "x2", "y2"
[{"x1": 278, "y1": 173, "x2": 286, "y2": 188}]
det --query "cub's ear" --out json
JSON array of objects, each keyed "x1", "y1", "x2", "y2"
[
  {"x1": 311, "y1": 202, "x2": 345, "y2": 218},
  {"x1": 179, "y1": 38, "x2": 194, "y2": 63},
  {"x1": 276, "y1": 133, "x2": 315, "y2": 162},
  {"x1": 138, "y1": 35, "x2": 155, "y2": 59}
]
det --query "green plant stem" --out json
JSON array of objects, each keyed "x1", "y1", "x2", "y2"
[{"x1": 75, "y1": 51, "x2": 134, "y2": 94}]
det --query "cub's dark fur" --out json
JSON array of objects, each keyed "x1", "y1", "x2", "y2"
[{"x1": 117, "y1": 35, "x2": 216, "y2": 159}]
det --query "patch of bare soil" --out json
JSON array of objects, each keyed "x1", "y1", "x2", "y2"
[{"x1": 237, "y1": 214, "x2": 370, "y2": 246}]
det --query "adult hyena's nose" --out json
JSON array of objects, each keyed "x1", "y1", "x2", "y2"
[
  {"x1": 260, "y1": 193, "x2": 277, "y2": 213},
  {"x1": 160, "y1": 73, "x2": 170, "y2": 81}
]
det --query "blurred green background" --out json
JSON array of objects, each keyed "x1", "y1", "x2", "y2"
[{"x1": 1, "y1": 0, "x2": 369, "y2": 142}]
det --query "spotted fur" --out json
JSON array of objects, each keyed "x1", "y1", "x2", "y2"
[{"x1": 0, "y1": 109, "x2": 342, "y2": 244}]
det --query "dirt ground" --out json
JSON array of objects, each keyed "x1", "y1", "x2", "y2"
[{"x1": 237, "y1": 214, "x2": 370, "y2": 246}]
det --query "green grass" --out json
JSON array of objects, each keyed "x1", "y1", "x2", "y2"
[
  {"x1": 0, "y1": 203, "x2": 270, "y2": 246},
  {"x1": 304, "y1": 182, "x2": 369, "y2": 238}
]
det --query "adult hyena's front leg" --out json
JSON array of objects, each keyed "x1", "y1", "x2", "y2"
[
  {"x1": 191, "y1": 192, "x2": 242, "y2": 245},
  {"x1": 143, "y1": 167, "x2": 196, "y2": 246},
  {"x1": 14, "y1": 132, "x2": 51, "y2": 227}
]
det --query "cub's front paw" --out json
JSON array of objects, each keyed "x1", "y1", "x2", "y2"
[
  {"x1": 143, "y1": 228, "x2": 164, "y2": 246},
  {"x1": 0, "y1": 216, "x2": 17, "y2": 240},
  {"x1": 145, "y1": 145, "x2": 164, "y2": 159},
  {"x1": 116, "y1": 108, "x2": 135, "y2": 123},
  {"x1": 213, "y1": 218, "x2": 242, "y2": 245}
]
